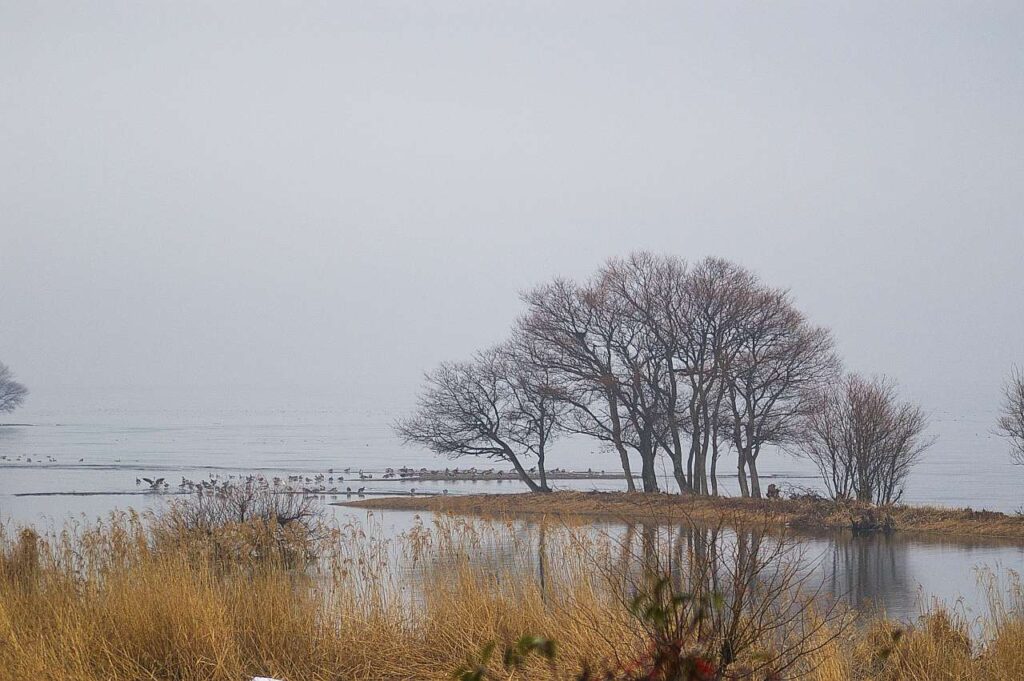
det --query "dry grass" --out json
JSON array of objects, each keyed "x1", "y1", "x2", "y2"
[
  {"x1": 0, "y1": 511, "x2": 649, "y2": 681},
  {"x1": 343, "y1": 491, "x2": 1024, "y2": 541},
  {"x1": 0, "y1": 504, "x2": 1022, "y2": 680}
]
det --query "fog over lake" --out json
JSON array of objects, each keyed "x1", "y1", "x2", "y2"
[{"x1": 1, "y1": 0, "x2": 1023, "y2": 629}]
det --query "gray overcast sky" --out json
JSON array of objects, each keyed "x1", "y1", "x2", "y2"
[{"x1": 1, "y1": 1, "x2": 1022, "y2": 412}]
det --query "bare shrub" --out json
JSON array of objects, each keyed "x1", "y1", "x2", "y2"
[
  {"x1": 802, "y1": 374, "x2": 932, "y2": 505},
  {"x1": 153, "y1": 480, "x2": 326, "y2": 568}
]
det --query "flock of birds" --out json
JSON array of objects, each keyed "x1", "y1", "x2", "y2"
[
  {"x1": 134, "y1": 471, "x2": 451, "y2": 501},
  {"x1": 376, "y1": 465, "x2": 591, "y2": 479},
  {"x1": 3, "y1": 456, "x2": 609, "y2": 502},
  {"x1": 128, "y1": 465, "x2": 553, "y2": 501},
  {"x1": 2, "y1": 455, "x2": 90, "y2": 463},
  {"x1": 1, "y1": 455, "x2": 62, "y2": 463},
  {"x1": 0, "y1": 457, "x2": 588, "y2": 482}
]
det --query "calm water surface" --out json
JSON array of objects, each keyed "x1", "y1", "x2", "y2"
[{"x1": 0, "y1": 385, "x2": 1020, "y2": 622}]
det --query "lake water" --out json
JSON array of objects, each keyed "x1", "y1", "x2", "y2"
[{"x1": 0, "y1": 385, "x2": 1021, "y2": 622}]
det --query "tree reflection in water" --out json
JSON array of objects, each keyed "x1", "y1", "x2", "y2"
[{"x1": 515, "y1": 517, "x2": 1019, "y2": 622}]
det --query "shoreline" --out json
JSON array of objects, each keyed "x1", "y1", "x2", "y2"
[{"x1": 338, "y1": 490, "x2": 1024, "y2": 542}]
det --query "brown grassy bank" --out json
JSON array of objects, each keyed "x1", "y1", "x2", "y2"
[
  {"x1": 2, "y1": 502, "x2": 1024, "y2": 680},
  {"x1": 341, "y1": 491, "x2": 1024, "y2": 541}
]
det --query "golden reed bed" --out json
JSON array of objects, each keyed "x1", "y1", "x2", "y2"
[{"x1": 1, "y1": 497, "x2": 1023, "y2": 681}]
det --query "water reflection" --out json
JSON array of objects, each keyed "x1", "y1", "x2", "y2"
[
  {"x1": 824, "y1": 533, "x2": 914, "y2": 615},
  {"x1": 358, "y1": 508, "x2": 1023, "y2": 623}
]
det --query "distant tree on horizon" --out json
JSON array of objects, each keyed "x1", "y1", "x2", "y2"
[
  {"x1": 0, "y1": 362, "x2": 28, "y2": 415},
  {"x1": 997, "y1": 368, "x2": 1024, "y2": 465}
]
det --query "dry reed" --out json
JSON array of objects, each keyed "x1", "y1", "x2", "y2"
[{"x1": 0, "y1": 504, "x2": 1021, "y2": 681}]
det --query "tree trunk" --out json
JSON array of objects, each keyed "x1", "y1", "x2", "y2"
[
  {"x1": 505, "y1": 449, "x2": 543, "y2": 492},
  {"x1": 710, "y1": 437, "x2": 720, "y2": 497},
  {"x1": 537, "y1": 423, "x2": 550, "y2": 492},
  {"x1": 641, "y1": 456, "x2": 659, "y2": 492},
  {"x1": 686, "y1": 443, "x2": 696, "y2": 493},
  {"x1": 747, "y1": 455, "x2": 761, "y2": 499},
  {"x1": 687, "y1": 397, "x2": 700, "y2": 490},
  {"x1": 639, "y1": 434, "x2": 660, "y2": 492},
  {"x1": 697, "y1": 424, "x2": 711, "y2": 495},
  {"x1": 694, "y1": 395, "x2": 713, "y2": 495},
  {"x1": 670, "y1": 451, "x2": 690, "y2": 494},
  {"x1": 736, "y1": 449, "x2": 750, "y2": 498},
  {"x1": 666, "y1": 367, "x2": 690, "y2": 494},
  {"x1": 607, "y1": 392, "x2": 637, "y2": 492},
  {"x1": 690, "y1": 431, "x2": 703, "y2": 495},
  {"x1": 615, "y1": 441, "x2": 636, "y2": 492},
  {"x1": 668, "y1": 417, "x2": 691, "y2": 494}
]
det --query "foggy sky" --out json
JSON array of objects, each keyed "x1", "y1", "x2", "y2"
[{"x1": 1, "y1": 1, "x2": 1022, "y2": 415}]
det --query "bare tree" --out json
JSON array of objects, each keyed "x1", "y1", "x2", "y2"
[
  {"x1": 521, "y1": 271, "x2": 669, "y2": 493},
  {"x1": 395, "y1": 346, "x2": 557, "y2": 492},
  {"x1": 0, "y1": 362, "x2": 28, "y2": 414},
  {"x1": 498, "y1": 339, "x2": 567, "y2": 492},
  {"x1": 722, "y1": 286, "x2": 839, "y2": 498},
  {"x1": 520, "y1": 278, "x2": 639, "y2": 491},
  {"x1": 601, "y1": 252, "x2": 691, "y2": 494},
  {"x1": 802, "y1": 373, "x2": 933, "y2": 504},
  {"x1": 593, "y1": 256, "x2": 678, "y2": 493},
  {"x1": 997, "y1": 367, "x2": 1024, "y2": 465},
  {"x1": 675, "y1": 258, "x2": 760, "y2": 496}
]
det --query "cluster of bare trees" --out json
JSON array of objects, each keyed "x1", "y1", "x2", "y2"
[
  {"x1": 398, "y1": 253, "x2": 932, "y2": 501},
  {"x1": 0, "y1": 362, "x2": 28, "y2": 415}
]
